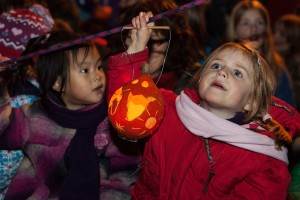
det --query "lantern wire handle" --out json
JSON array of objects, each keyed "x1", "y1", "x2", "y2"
[
  {"x1": 155, "y1": 29, "x2": 171, "y2": 85},
  {"x1": 121, "y1": 27, "x2": 135, "y2": 80},
  {"x1": 120, "y1": 26, "x2": 171, "y2": 83}
]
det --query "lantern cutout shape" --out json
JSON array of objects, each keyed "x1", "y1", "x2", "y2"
[{"x1": 108, "y1": 74, "x2": 165, "y2": 140}]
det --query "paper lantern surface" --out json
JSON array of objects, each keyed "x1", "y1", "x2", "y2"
[{"x1": 108, "y1": 74, "x2": 165, "y2": 140}]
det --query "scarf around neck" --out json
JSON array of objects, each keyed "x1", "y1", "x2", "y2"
[
  {"x1": 43, "y1": 94, "x2": 108, "y2": 199},
  {"x1": 175, "y1": 91, "x2": 288, "y2": 164}
]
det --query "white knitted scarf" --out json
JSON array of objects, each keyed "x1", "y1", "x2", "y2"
[{"x1": 175, "y1": 92, "x2": 288, "y2": 164}]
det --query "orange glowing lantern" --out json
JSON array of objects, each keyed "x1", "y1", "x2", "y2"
[{"x1": 108, "y1": 74, "x2": 165, "y2": 140}]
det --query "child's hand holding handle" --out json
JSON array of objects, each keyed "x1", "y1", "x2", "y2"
[{"x1": 126, "y1": 12, "x2": 154, "y2": 54}]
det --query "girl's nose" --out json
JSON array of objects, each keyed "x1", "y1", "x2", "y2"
[
  {"x1": 93, "y1": 72, "x2": 101, "y2": 82},
  {"x1": 217, "y1": 69, "x2": 227, "y2": 78},
  {"x1": 250, "y1": 24, "x2": 258, "y2": 35}
]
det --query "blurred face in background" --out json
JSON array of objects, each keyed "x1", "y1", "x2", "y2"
[
  {"x1": 235, "y1": 9, "x2": 266, "y2": 50},
  {"x1": 147, "y1": 31, "x2": 169, "y2": 78},
  {"x1": 125, "y1": 30, "x2": 169, "y2": 79},
  {"x1": 273, "y1": 28, "x2": 290, "y2": 55}
]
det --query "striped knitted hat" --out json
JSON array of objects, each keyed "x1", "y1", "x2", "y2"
[{"x1": 0, "y1": 4, "x2": 53, "y2": 59}]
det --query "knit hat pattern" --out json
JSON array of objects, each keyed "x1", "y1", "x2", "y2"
[{"x1": 0, "y1": 8, "x2": 51, "y2": 59}]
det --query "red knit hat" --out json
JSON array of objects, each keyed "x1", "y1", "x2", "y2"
[{"x1": 0, "y1": 5, "x2": 53, "y2": 59}]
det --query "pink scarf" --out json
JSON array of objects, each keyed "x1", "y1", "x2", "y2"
[{"x1": 175, "y1": 92, "x2": 288, "y2": 164}]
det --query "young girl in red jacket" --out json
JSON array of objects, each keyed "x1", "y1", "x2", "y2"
[{"x1": 107, "y1": 12, "x2": 300, "y2": 199}]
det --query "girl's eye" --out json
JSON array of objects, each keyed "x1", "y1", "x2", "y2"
[
  {"x1": 257, "y1": 19, "x2": 265, "y2": 25},
  {"x1": 211, "y1": 63, "x2": 222, "y2": 70},
  {"x1": 155, "y1": 42, "x2": 163, "y2": 46},
  {"x1": 240, "y1": 21, "x2": 248, "y2": 26},
  {"x1": 97, "y1": 65, "x2": 104, "y2": 71},
  {"x1": 148, "y1": 38, "x2": 168, "y2": 48},
  {"x1": 233, "y1": 70, "x2": 243, "y2": 78},
  {"x1": 80, "y1": 68, "x2": 89, "y2": 73}
]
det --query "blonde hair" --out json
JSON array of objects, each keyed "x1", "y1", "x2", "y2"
[
  {"x1": 191, "y1": 42, "x2": 275, "y2": 122},
  {"x1": 226, "y1": 0, "x2": 288, "y2": 81}
]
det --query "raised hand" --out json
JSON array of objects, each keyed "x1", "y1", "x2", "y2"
[{"x1": 127, "y1": 12, "x2": 154, "y2": 54}]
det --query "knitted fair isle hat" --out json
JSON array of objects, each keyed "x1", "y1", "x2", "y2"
[{"x1": 0, "y1": 6, "x2": 52, "y2": 60}]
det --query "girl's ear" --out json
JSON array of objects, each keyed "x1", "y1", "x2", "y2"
[
  {"x1": 52, "y1": 77, "x2": 62, "y2": 92},
  {"x1": 244, "y1": 100, "x2": 257, "y2": 111}
]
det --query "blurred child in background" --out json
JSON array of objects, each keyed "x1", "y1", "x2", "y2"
[{"x1": 227, "y1": 0, "x2": 295, "y2": 106}]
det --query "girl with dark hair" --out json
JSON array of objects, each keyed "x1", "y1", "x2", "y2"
[
  {"x1": 1, "y1": 30, "x2": 142, "y2": 200},
  {"x1": 0, "y1": 31, "x2": 107, "y2": 199}
]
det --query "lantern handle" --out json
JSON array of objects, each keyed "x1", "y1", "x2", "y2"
[
  {"x1": 120, "y1": 25, "x2": 171, "y2": 83},
  {"x1": 122, "y1": 26, "x2": 170, "y2": 30}
]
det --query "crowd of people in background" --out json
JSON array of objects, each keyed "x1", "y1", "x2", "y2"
[{"x1": 0, "y1": 0, "x2": 299, "y2": 199}]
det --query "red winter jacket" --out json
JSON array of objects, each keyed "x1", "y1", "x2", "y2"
[{"x1": 107, "y1": 49, "x2": 299, "y2": 200}]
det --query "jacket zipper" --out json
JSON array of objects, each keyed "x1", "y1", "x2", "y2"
[{"x1": 203, "y1": 138, "x2": 215, "y2": 193}]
